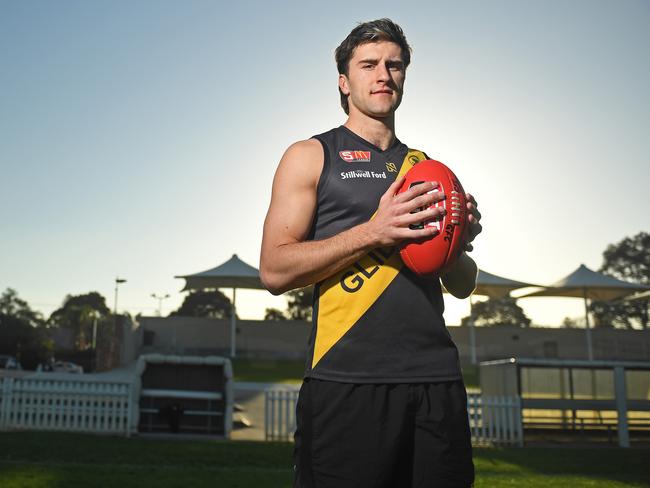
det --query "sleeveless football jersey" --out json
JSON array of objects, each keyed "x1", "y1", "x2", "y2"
[{"x1": 304, "y1": 126, "x2": 463, "y2": 383}]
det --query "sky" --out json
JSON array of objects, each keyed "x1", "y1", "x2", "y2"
[{"x1": 1, "y1": 0, "x2": 649, "y2": 326}]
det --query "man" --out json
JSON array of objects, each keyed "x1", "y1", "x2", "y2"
[{"x1": 260, "y1": 18, "x2": 481, "y2": 488}]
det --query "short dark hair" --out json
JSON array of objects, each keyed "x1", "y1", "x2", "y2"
[{"x1": 335, "y1": 18, "x2": 412, "y2": 114}]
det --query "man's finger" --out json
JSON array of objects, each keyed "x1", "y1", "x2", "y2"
[
  {"x1": 379, "y1": 176, "x2": 406, "y2": 205},
  {"x1": 399, "y1": 225, "x2": 440, "y2": 240},
  {"x1": 402, "y1": 206, "x2": 446, "y2": 226},
  {"x1": 383, "y1": 175, "x2": 405, "y2": 198},
  {"x1": 394, "y1": 181, "x2": 441, "y2": 204},
  {"x1": 467, "y1": 206, "x2": 481, "y2": 222},
  {"x1": 403, "y1": 190, "x2": 445, "y2": 213}
]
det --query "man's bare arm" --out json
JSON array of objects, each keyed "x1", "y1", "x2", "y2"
[
  {"x1": 260, "y1": 140, "x2": 447, "y2": 295},
  {"x1": 441, "y1": 252, "x2": 478, "y2": 299}
]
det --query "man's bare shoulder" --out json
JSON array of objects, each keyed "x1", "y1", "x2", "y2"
[
  {"x1": 281, "y1": 138, "x2": 323, "y2": 165},
  {"x1": 276, "y1": 138, "x2": 324, "y2": 186}
]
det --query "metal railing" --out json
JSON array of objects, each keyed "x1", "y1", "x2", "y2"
[{"x1": 480, "y1": 358, "x2": 650, "y2": 447}]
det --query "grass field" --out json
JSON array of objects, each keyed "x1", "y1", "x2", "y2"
[
  {"x1": 1, "y1": 431, "x2": 649, "y2": 487},
  {"x1": 231, "y1": 358, "x2": 304, "y2": 384},
  {"x1": 231, "y1": 358, "x2": 481, "y2": 388}
]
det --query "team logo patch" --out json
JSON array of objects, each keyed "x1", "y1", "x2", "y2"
[
  {"x1": 386, "y1": 162, "x2": 397, "y2": 173},
  {"x1": 339, "y1": 150, "x2": 371, "y2": 162}
]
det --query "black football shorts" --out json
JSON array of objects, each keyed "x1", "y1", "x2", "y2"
[{"x1": 293, "y1": 378, "x2": 474, "y2": 488}]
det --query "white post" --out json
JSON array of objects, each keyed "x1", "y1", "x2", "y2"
[
  {"x1": 126, "y1": 382, "x2": 134, "y2": 437},
  {"x1": 583, "y1": 290, "x2": 594, "y2": 361},
  {"x1": 230, "y1": 288, "x2": 237, "y2": 357},
  {"x1": 0, "y1": 378, "x2": 13, "y2": 428},
  {"x1": 265, "y1": 390, "x2": 270, "y2": 441},
  {"x1": 469, "y1": 295, "x2": 477, "y2": 365},
  {"x1": 614, "y1": 366, "x2": 630, "y2": 448}
]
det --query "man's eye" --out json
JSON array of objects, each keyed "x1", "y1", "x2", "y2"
[{"x1": 363, "y1": 64, "x2": 374, "y2": 69}]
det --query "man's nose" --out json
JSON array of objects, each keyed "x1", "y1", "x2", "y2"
[{"x1": 375, "y1": 63, "x2": 390, "y2": 82}]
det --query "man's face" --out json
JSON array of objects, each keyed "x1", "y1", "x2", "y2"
[{"x1": 339, "y1": 41, "x2": 406, "y2": 118}]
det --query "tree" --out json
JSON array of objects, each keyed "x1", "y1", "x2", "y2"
[
  {"x1": 0, "y1": 288, "x2": 43, "y2": 326},
  {"x1": 48, "y1": 292, "x2": 111, "y2": 350},
  {"x1": 590, "y1": 232, "x2": 650, "y2": 330},
  {"x1": 460, "y1": 297, "x2": 532, "y2": 327},
  {"x1": 285, "y1": 287, "x2": 313, "y2": 321},
  {"x1": 264, "y1": 308, "x2": 287, "y2": 321},
  {"x1": 0, "y1": 288, "x2": 52, "y2": 368},
  {"x1": 600, "y1": 232, "x2": 649, "y2": 284},
  {"x1": 561, "y1": 316, "x2": 582, "y2": 329},
  {"x1": 170, "y1": 289, "x2": 233, "y2": 319}
]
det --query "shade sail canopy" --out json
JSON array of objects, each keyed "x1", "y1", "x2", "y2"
[
  {"x1": 623, "y1": 290, "x2": 650, "y2": 302},
  {"x1": 517, "y1": 263, "x2": 650, "y2": 361},
  {"x1": 175, "y1": 254, "x2": 264, "y2": 291},
  {"x1": 473, "y1": 269, "x2": 539, "y2": 299},
  {"x1": 519, "y1": 264, "x2": 650, "y2": 301},
  {"x1": 175, "y1": 254, "x2": 266, "y2": 358},
  {"x1": 459, "y1": 269, "x2": 538, "y2": 366}
]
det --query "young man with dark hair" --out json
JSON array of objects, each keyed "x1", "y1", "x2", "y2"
[{"x1": 260, "y1": 18, "x2": 481, "y2": 488}]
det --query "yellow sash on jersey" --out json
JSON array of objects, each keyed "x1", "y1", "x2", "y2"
[{"x1": 312, "y1": 149, "x2": 428, "y2": 368}]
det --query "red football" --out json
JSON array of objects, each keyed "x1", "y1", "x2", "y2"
[{"x1": 397, "y1": 159, "x2": 469, "y2": 277}]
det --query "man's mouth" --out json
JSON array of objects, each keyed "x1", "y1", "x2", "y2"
[{"x1": 372, "y1": 89, "x2": 393, "y2": 95}]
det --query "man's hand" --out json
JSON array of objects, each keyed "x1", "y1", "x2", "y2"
[
  {"x1": 364, "y1": 175, "x2": 447, "y2": 247},
  {"x1": 464, "y1": 193, "x2": 482, "y2": 252},
  {"x1": 441, "y1": 192, "x2": 481, "y2": 299}
]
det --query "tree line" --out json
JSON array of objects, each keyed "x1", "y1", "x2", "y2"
[{"x1": 0, "y1": 288, "x2": 234, "y2": 369}]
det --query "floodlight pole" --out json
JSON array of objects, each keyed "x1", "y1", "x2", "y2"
[
  {"x1": 113, "y1": 278, "x2": 127, "y2": 364},
  {"x1": 114, "y1": 277, "x2": 127, "y2": 316},
  {"x1": 151, "y1": 293, "x2": 170, "y2": 317}
]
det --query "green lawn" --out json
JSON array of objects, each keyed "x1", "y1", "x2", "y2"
[
  {"x1": 231, "y1": 358, "x2": 481, "y2": 388},
  {"x1": 231, "y1": 358, "x2": 305, "y2": 384},
  {"x1": 1, "y1": 432, "x2": 649, "y2": 487}
]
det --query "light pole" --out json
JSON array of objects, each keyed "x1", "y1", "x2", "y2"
[
  {"x1": 151, "y1": 293, "x2": 170, "y2": 316},
  {"x1": 114, "y1": 277, "x2": 127, "y2": 316}
]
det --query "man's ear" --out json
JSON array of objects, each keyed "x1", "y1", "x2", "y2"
[{"x1": 338, "y1": 74, "x2": 350, "y2": 96}]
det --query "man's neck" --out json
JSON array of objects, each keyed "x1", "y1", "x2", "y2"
[{"x1": 343, "y1": 113, "x2": 396, "y2": 151}]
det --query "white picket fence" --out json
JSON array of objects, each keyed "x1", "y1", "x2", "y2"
[
  {"x1": 467, "y1": 392, "x2": 523, "y2": 446},
  {"x1": 265, "y1": 389, "x2": 299, "y2": 441},
  {"x1": 265, "y1": 389, "x2": 523, "y2": 446},
  {"x1": 0, "y1": 377, "x2": 134, "y2": 436}
]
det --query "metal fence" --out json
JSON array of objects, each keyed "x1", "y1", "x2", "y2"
[
  {"x1": 0, "y1": 377, "x2": 134, "y2": 436},
  {"x1": 264, "y1": 388, "x2": 523, "y2": 446},
  {"x1": 480, "y1": 358, "x2": 650, "y2": 448}
]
